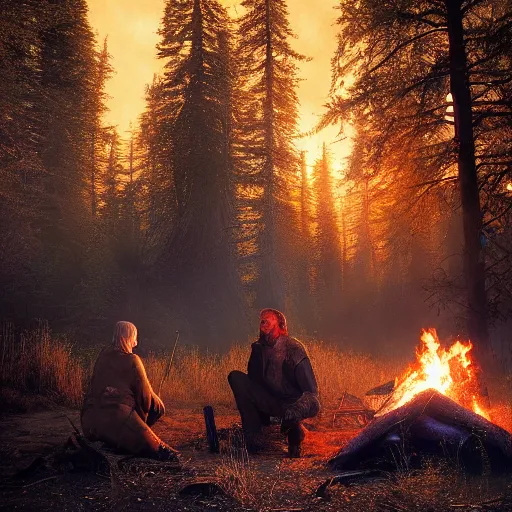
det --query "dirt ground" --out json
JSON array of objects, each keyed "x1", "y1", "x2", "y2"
[{"x1": 1, "y1": 405, "x2": 511, "y2": 512}]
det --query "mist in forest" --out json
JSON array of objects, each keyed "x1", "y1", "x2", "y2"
[{"x1": 1, "y1": 0, "x2": 511, "y2": 363}]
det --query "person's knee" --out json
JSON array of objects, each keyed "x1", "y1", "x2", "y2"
[
  {"x1": 228, "y1": 370, "x2": 247, "y2": 389},
  {"x1": 308, "y1": 395, "x2": 321, "y2": 419}
]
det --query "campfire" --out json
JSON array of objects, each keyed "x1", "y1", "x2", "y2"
[
  {"x1": 330, "y1": 328, "x2": 512, "y2": 473},
  {"x1": 376, "y1": 328, "x2": 490, "y2": 419}
]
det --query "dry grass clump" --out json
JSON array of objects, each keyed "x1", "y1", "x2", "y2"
[
  {"x1": 146, "y1": 340, "x2": 406, "y2": 409},
  {"x1": 215, "y1": 430, "x2": 283, "y2": 511},
  {"x1": 323, "y1": 462, "x2": 512, "y2": 511},
  {"x1": 0, "y1": 322, "x2": 85, "y2": 407},
  {"x1": 145, "y1": 344, "x2": 249, "y2": 406},
  {"x1": 216, "y1": 441, "x2": 257, "y2": 505},
  {"x1": 308, "y1": 341, "x2": 406, "y2": 408}
]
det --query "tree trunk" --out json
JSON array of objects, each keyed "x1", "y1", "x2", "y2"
[
  {"x1": 91, "y1": 127, "x2": 96, "y2": 217},
  {"x1": 259, "y1": 0, "x2": 282, "y2": 309},
  {"x1": 445, "y1": 0, "x2": 489, "y2": 367}
]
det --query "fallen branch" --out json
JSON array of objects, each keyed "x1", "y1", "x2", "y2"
[{"x1": 22, "y1": 476, "x2": 58, "y2": 488}]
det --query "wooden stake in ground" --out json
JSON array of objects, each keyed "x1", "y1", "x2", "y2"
[
  {"x1": 157, "y1": 330, "x2": 180, "y2": 396},
  {"x1": 203, "y1": 406, "x2": 220, "y2": 453}
]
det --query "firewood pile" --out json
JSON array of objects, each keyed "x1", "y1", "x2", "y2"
[{"x1": 332, "y1": 380, "x2": 396, "y2": 429}]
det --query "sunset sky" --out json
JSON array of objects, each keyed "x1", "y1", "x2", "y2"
[{"x1": 86, "y1": 0, "x2": 350, "y2": 171}]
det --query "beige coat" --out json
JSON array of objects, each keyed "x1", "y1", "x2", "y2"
[{"x1": 81, "y1": 347, "x2": 166, "y2": 458}]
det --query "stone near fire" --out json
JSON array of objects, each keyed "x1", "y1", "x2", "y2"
[{"x1": 329, "y1": 389, "x2": 512, "y2": 474}]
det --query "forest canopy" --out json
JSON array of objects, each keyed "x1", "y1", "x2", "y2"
[{"x1": 0, "y1": 0, "x2": 511, "y2": 360}]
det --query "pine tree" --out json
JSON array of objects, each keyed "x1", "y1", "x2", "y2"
[
  {"x1": 294, "y1": 151, "x2": 315, "y2": 331},
  {"x1": 101, "y1": 129, "x2": 124, "y2": 241},
  {"x1": 0, "y1": 0, "x2": 45, "y2": 318},
  {"x1": 90, "y1": 37, "x2": 113, "y2": 219},
  {"x1": 137, "y1": 76, "x2": 177, "y2": 262},
  {"x1": 152, "y1": 0, "x2": 248, "y2": 345},
  {"x1": 311, "y1": 144, "x2": 343, "y2": 336},
  {"x1": 235, "y1": 0, "x2": 306, "y2": 312},
  {"x1": 34, "y1": 0, "x2": 98, "y2": 323},
  {"x1": 322, "y1": 0, "x2": 512, "y2": 362}
]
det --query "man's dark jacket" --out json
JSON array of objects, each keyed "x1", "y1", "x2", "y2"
[{"x1": 247, "y1": 335, "x2": 319, "y2": 415}]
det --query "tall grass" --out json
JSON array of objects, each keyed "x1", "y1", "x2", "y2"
[
  {"x1": 0, "y1": 323, "x2": 403, "y2": 410},
  {"x1": 145, "y1": 344, "x2": 249, "y2": 406},
  {"x1": 0, "y1": 322, "x2": 85, "y2": 407},
  {"x1": 144, "y1": 341, "x2": 406, "y2": 408},
  {"x1": 1, "y1": 323, "x2": 510, "y2": 431},
  {"x1": 308, "y1": 341, "x2": 406, "y2": 407}
]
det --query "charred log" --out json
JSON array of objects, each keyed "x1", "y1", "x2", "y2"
[{"x1": 329, "y1": 389, "x2": 512, "y2": 474}]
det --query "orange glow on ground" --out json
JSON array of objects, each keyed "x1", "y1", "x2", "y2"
[{"x1": 376, "y1": 329, "x2": 490, "y2": 420}]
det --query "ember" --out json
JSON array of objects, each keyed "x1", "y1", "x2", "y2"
[{"x1": 376, "y1": 329, "x2": 489, "y2": 419}]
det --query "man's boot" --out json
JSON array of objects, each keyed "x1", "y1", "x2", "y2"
[
  {"x1": 281, "y1": 421, "x2": 305, "y2": 458},
  {"x1": 244, "y1": 431, "x2": 266, "y2": 454}
]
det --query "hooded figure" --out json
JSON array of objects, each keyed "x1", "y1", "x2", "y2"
[
  {"x1": 228, "y1": 309, "x2": 320, "y2": 457},
  {"x1": 81, "y1": 321, "x2": 178, "y2": 461}
]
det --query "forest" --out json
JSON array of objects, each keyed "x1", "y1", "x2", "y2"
[{"x1": 1, "y1": 0, "x2": 512, "y2": 363}]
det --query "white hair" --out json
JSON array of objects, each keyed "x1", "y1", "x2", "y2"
[{"x1": 112, "y1": 321, "x2": 137, "y2": 353}]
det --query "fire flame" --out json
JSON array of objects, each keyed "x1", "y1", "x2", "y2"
[{"x1": 376, "y1": 329, "x2": 490, "y2": 419}]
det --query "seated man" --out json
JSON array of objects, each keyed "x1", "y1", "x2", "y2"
[
  {"x1": 81, "y1": 321, "x2": 178, "y2": 461},
  {"x1": 228, "y1": 309, "x2": 320, "y2": 457}
]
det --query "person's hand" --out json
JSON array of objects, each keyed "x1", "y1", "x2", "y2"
[
  {"x1": 153, "y1": 393, "x2": 166, "y2": 416},
  {"x1": 284, "y1": 392, "x2": 320, "y2": 422},
  {"x1": 284, "y1": 406, "x2": 299, "y2": 422}
]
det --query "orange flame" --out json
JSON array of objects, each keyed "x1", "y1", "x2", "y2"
[{"x1": 376, "y1": 329, "x2": 490, "y2": 419}]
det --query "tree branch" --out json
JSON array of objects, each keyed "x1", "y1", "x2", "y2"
[
  {"x1": 462, "y1": 0, "x2": 489, "y2": 15},
  {"x1": 409, "y1": 176, "x2": 457, "y2": 188},
  {"x1": 470, "y1": 76, "x2": 512, "y2": 87},
  {"x1": 483, "y1": 202, "x2": 512, "y2": 227},
  {"x1": 476, "y1": 161, "x2": 512, "y2": 169},
  {"x1": 367, "y1": 28, "x2": 448, "y2": 75}
]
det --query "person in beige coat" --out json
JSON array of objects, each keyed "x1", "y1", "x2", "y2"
[{"x1": 81, "y1": 321, "x2": 178, "y2": 461}]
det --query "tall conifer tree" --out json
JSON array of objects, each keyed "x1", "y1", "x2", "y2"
[
  {"x1": 154, "y1": 0, "x2": 247, "y2": 345},
  {"x1": 0, "y1": 0, "x2": 45, "y2": 318},
  {"x1": 323, "y1": 0, "x2": 512, "y2": 362},
  {"x1": 235, "y1": 0, "x2": 306, "y2": 312},
  {"x1": 18, "y1": 0, "x2": 97, "y2": 322},
  {"x1": 312, "y1": 144, "x2": 343, "y2": 336}
]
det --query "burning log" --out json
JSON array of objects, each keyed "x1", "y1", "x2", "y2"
[
  {"x1": 329, "y1": 389, "x2": 512, "y2": 473},
  {"x1": 375, "y1": 329, "x2": 489, "y2": 419}
]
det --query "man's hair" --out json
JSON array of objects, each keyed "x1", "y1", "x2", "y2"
[{"x1": 260, "y1": 308, "x2": 288, "y2": 335}]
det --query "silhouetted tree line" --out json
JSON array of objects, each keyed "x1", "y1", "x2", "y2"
[
  {"x1": 1, "y1": 0, "x2": 118, "y2": 332},
  {"x1": 1, "y1": 0, "x2": 511, "y2": 357}
]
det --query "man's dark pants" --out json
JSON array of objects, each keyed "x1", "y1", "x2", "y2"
[{"x1": 228, "y1": 370, "x2": 305, "y2": 453}]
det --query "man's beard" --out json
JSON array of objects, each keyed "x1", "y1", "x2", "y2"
[{"x1": 259, "y1": 330, "x2": 279, "y2": 347}]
